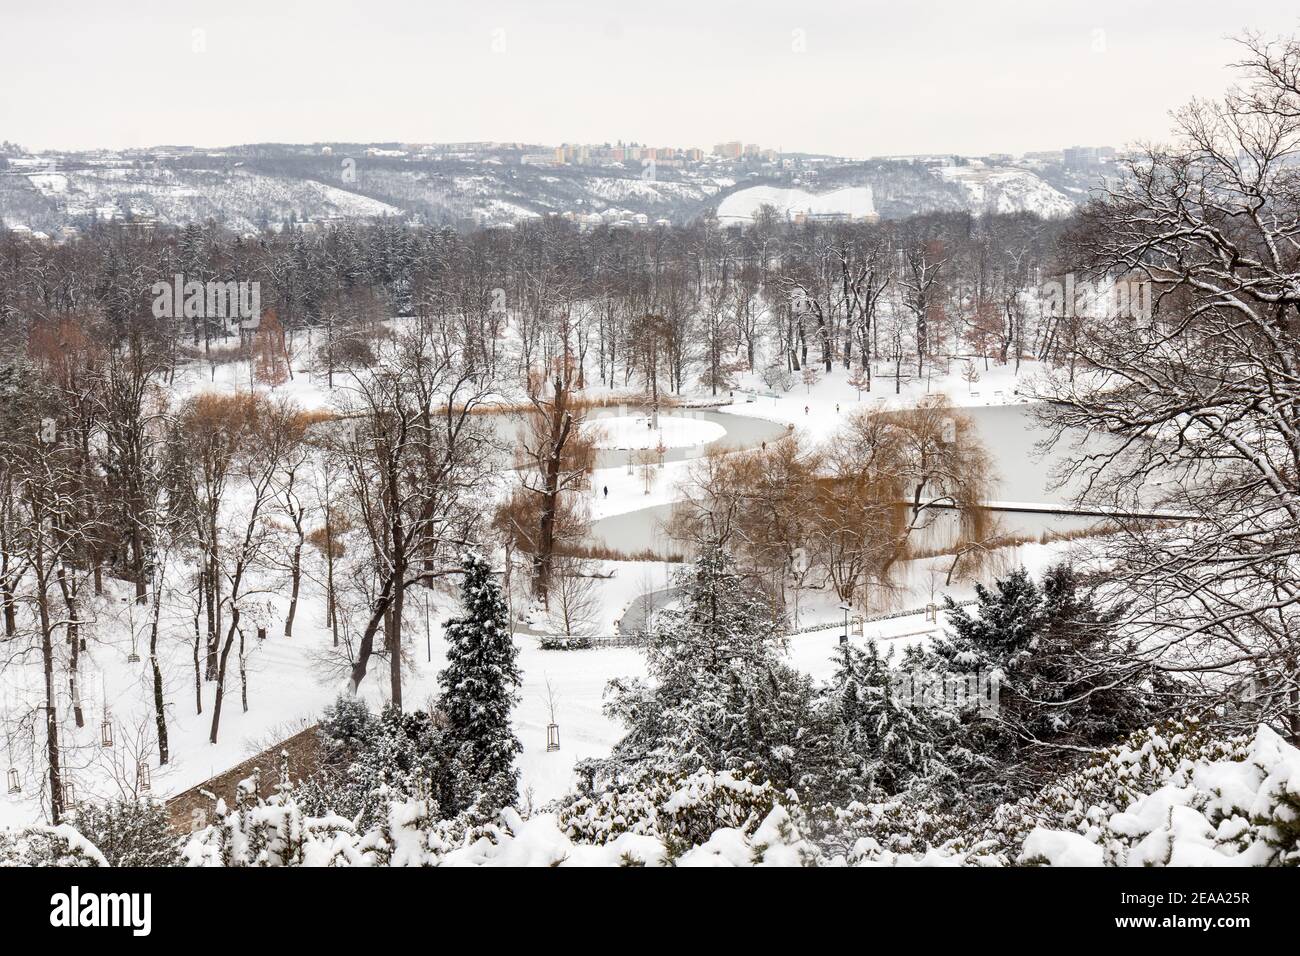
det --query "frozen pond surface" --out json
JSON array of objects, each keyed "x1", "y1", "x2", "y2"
[
  {"x1": 487, "y1": 405, "x2": 790, "y2": 469},
  {"x1": 587, "y1": 403, "x2": 1113, "y2": 556},
  {"x1": 963, "y1": 404, "x2": 1080, "y2": 503},
  {"x1": 587, "y1": 414, "x2": 727, "y2": 450}
]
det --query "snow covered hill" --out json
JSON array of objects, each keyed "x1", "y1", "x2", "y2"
[
  {"x1": 717, "y1": 185, "x2": 877, "y2": 223},
  {"x1": 937, "y1": 164, "x2": 1074, "y2": 217},
  {"x1": 10, "y1": 164, "x2": 403, "y2": 233},
  {"x1": 1, "y1": 147, "x2": 1083, "y2": 236},
  {"x1": 710, "y1": 161, "x2": 1074, "y2": 225}
]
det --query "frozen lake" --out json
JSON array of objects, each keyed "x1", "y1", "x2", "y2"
[
  {"x1": 963, "y1": 404, "x2": 1081, "y2": 503},
  {"x1": 487, "y1": 404, "x2": 791, "y2": 469},
  {"x1": 586, "y1": 403, "x2": 1113, "y2": 556}
]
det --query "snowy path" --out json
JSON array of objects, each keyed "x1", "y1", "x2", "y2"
[{"x1": 615, "y1": 586, "x2": 683, "y2": 637}]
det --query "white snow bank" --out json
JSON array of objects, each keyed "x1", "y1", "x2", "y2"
[
  {"x1": 717, "y1": 185, "x2": 875, "y2": 224},
  {"x1": 1022, "y1": 726, "x2": 1300, "y2": 867},
  {"x1": 1019, "y1": 828, "x2": 1104, "y2": 866},
  {"x1": 587, "y1": 415, "x2": 725, "y2": 450}
]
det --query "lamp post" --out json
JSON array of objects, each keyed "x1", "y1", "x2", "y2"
[{"x1": 838, "y1": 601, "x2": 851, "y2": 645}]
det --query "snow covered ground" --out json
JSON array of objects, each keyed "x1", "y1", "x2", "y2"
[
  {"x1": 0, "y1": 557, "x2": 656, "y2": 825},
  {"x1": 717, "y1": 185, "x2": 876, "y2": 224},
  {"x1": 721, "y1": 358, "x2": 1036, "y2": 444},
  {"x1": 587, "y1": 414, "x2": 725, "y2": 450}
]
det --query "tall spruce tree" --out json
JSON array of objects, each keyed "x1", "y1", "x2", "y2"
[
  {"x1": 826, "y1": 640, "x2": 958, "y2": 802},
  {"x1": 934, "y1": 566, "x2": 1042, "y2": 670},
  {"x1": 931, "y1": 564, "x2": 1163, "y2": 758},
  {"x1": 602, "y1": 543, "x2": 808, "y2": 784},
  {"x1": 439, "y1": 551, "x2": 522, "y2": 812}
]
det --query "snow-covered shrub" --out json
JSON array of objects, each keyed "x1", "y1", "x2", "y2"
[
  {"x1": 186, "y1": 768, "x2": 526, "y2": 867},
  {"x1": 185, "y1": 753, "x2": 365, "y2": 867},
  {"x1": 538, "y1": 634, "x2": 593, "y2": 650},
  {"x1": 1016, "y1": 724, "x2": 1300, "y2": 866},
  {"x1": 297, "y1": 704, "x2": 449, "y2": 827},
  {"x1": 68, "y1": 799, "x2": 183, "y2": 866},
  {"x1": 558, "y1": 768, "x2": 788, "y2": 858},
  {"x1": 930, "y1": 565, "x2": 1171, "y2": 794},
  {"x1": 0, "y1": 825, "x2": 108, "y2": 867},
  {"x1": 317, "y1": 692, "x2": 380, "y2": 760},
  {"x1": 820, "y1": 795, "x2": 981, "y2": 863},
  {"x1": 182, "y1": 780, "x2": 819, "y2": 868},
  {"x1": 818, "y1": 719, "x2": 1300, "y2": 867},
  {"x1": 676, "y1": 803, "x2": 821, "y2": 867},
  {"x1": 975, "y1": 720, "x2": 1240, "y2": 860},
  {"x1": 19, "y1": 721, "x2": 1299, "y2": 868}
]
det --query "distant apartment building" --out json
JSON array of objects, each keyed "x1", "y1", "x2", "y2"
[
  {"x1": 1063, "y1": 146, "x2": 1114, "y2": 169},
  {"x1": 538, "y1": 142, "x2": 709, "y2": 168},
  {"x1": 557, "y1": 143, "x2": 590, "y2": 164},
  {"x1": 793, "y1": 211, "x2": 851, "y2": 225}
]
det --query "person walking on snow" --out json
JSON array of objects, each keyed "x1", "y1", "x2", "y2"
[{"x1": 603, "y1": 485, "x2": 608, "y2": 498}]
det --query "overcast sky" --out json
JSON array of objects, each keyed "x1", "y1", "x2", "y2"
[{"x1": 4, "y1": 1, "x2": 1297, "y2": 155}]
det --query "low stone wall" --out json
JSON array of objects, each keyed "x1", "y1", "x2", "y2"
[{"x1": 165, "y1": 725, "x2": 322, "y2": 835}]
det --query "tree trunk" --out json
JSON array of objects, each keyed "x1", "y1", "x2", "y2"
[
  {"x1": 324, "y1": 492, "x2": 338, "y2": 646},
  {"x1": 389, "y1": 579, "x2": 405, "y2": 710},
  {"x1": 37, "y1": 573, "x2": 63, "y2": 824},
  {"x1": 192, "y1": 595, "x2": 203, "y2": 716},
  {"x1": 285, "y1": 534, "x2": 302, "y2": 637},
  {"x1": 203, "y1": 562, "x2": 218, "y2": 679},
  {"x1": 208, "y1": 607, "x2": 240, "y2": 744},
  {"x1": 57, "y1": 566, "x2": 84, "y2": 728},
  {"x1": 348, "y1": 571, "x2": 396, "y2": 694},
  {"x1": 150, "y1": 590, "x2": 169, "y2": 763}
]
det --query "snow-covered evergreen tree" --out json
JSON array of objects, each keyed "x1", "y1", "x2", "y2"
[
  {"x1": 318, "y1": 692, "x2": 380, "y2": 760},
  {"x1": 439, "y1": 551, "x2": 522, "y2": 813},
  {"x1": 825, "y1": 641, "x2": 959, "y2": 803},
  {"x1": 933, "y1": 566, "x2": 1042, "y2": 671},
  {"x1": 299, "y1": 699, "x2": 459, "y2": 826},
  {"x1": 67, "y1": 800, "x2": 183, "y2": 867},
  {"x1": 930, "y1": 564, "x2": 1166, "y2": 781},
  {"x1": 600, "y1": 544, "x2": 819, "y2": 788}
]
